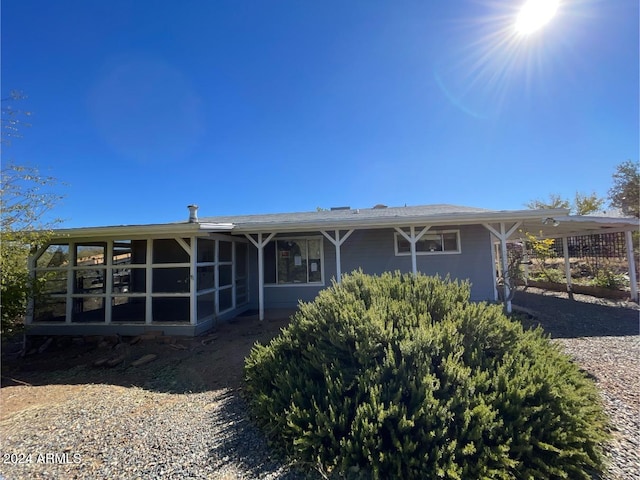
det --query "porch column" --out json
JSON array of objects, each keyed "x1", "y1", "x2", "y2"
[
  {"x1": 321, "y1": 229, "x2": 354, "y2": 283},
  {"x1": 562, "y1": 237, "x2": 573, "y2": 298},
  {"x1": 625, "y1": 230, "x2": 638, "y2": 302},
  {"x1": 489, "y1": 236, "x2": 499, "y2": 301},
  {"x1": 394, "y1": 226, "x2": 431, "y2": 274},
  {"x1": 245, "y1": 233, "x2": 276, "y2": 321},
  {"x1": 483, "y1": 222, "x2": 522, "y2": 313}
]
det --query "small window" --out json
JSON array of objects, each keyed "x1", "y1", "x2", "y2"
[
  {"x1": 197, "y1": 292, "x2": 216, "y2": 321},
  {"x1": 219, "y1": 241, "x2": 233, "y2": 263},
  {"x1": 152, "y1": 267, "x2": 190, "y2": 293},
  {"x1": 75, "y1": 243, "x2": 106, "y2": 266},
  {"x1": 395, "y1": 230, "x2": 461, "y2": 255},
  {"x1": 153, "y1": 238, "x2": 190, "y2": 264},
  {"x1": 113, "y1": 240, "x2": 147, "y2": 265},
  {"x1": 197, "y1": 238, "x2": 215, "y2": 263},
  {"x1": 36, "y1": 244, "x2": 69, "y2": 268}
]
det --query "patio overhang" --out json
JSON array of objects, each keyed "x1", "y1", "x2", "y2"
[
  {"x1": 491, "y1": 214, "x2": 639, "y2": 304},
  {"x1": 503, "y1": 214, "x2": 639, "y2": 240},
  {"x1": 45, "y1": 222, "x2": 235, "y2": 240}
]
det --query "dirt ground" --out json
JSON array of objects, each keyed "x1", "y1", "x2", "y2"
[{"x1": 0, "y1": 313, "x2": 292, "y2": 421}]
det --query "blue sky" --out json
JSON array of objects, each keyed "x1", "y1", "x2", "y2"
[{"x1": 2, "y1": 0, "x2": 638, "y2": 228}]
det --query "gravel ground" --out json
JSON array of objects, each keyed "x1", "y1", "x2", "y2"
[
  {"x1": 0, "y1": 385, "x2": 302, "y2": 480},
  {"x1": 556, "y1": 336, "x2": 639, "y2": 480},
  {"x1": 1, "y1": 290, "x2": 638, "y2": 479},
  {"x1": 513, "y1": 288, "x2": 640, "y2": 480}
]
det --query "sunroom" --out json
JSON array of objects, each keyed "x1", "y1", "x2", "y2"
[{"x1": 27, "y1": 221, "x2": 249, "y2": 336}]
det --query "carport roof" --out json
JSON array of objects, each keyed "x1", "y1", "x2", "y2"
[{"x1": 516, "y1": 214, "x2": 639, "y2": 240}]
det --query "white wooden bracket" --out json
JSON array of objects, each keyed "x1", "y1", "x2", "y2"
[
  {"x1": 394, "y1": 226, "x2": 431, "y2": 274},
  {"x1": 483, "y1": 222, "x2": 522, "y2": 313},
  {"x1": 321, "y1": 229, "x2": 354, "y2": 283}
]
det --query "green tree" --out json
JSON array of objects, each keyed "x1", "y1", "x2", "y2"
[
  {"x1": 526, "y1": 192, "x2": 605, "y2": 215},
  {"x1": 1, "y1": 93, "x2": 64, "y2": 335},
  {"x1": 608, "y1": 160, "x2": 639, "y2": 218},
  {"x1": 574, "y1": 192, "x2": 605, "y2": 215},
  {"x1": 525, "y1": 193, "x2": 570, "y2": 211}
]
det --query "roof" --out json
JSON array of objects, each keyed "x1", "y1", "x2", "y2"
[
  {"x1": 47, "y1": 204, "x2": 638, "y2": 239},
  {"x1": 199, "y1": 204, "x2": 494, "y2": 231}
]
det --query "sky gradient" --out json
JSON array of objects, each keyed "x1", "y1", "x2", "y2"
[{"x1": 2, "y1": 0, "x2": 638, "y2": 228}]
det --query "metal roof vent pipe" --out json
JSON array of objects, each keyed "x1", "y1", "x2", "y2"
[{"x1": 187, "y1": 204, "x2": 199, "y2": 223}]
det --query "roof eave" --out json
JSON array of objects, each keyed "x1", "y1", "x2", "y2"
[
  {"x1": 48, "y1": 222, "x2": 234, "y2": 239},
  {"x1": 230, "y1": 209, "x2": 572, "y2": 233}
]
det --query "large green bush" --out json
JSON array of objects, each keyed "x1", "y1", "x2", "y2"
[{"x1": 244, "y1": 271, "x2": 608, "y2": 479}]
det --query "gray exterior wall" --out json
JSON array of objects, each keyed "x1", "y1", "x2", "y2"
[
  {"x1": 247, "y1": 225, "x2": 495, "y2": 310},
  {"x1": 341, "y1": 226, "x2": 495, "y2": 301}
]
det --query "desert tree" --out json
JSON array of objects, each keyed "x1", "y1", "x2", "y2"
[
  {"x1": 608, "y1": 160, "x2": 639, "y2": 218},
  {"x1": 573, "y1": 192, "x2": 605, "y2": 215},
  {"x1": 1, "y1": 92, "x2": 64, "y2": 335},
  {"x1": 526, "y1": 192, "x2": 604, "y2": 215},
  {"x1": 525, "y1": 193, "x2": 570, "y2": 211}
]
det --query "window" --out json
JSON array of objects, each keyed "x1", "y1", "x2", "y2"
[
  {"x1": 264, "y1": 237, "x2": 323, "y2": 285},
  {"x1": 395, "y1": 230, "x2": 461, "y2": 255},
  {"x1": 153, "y1": 238, "x2": 190, "y2": 263},
  {"x1": 36, "y1": 244, "x2": 69, "y2": 268}
]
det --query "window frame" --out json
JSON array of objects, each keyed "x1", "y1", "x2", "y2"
[
  {"x1": 264, "y1": 236, "x2": 325, "y2": 287},
  {"x1": 394, "y1": 230, "x2": 462, "y2": 256}
]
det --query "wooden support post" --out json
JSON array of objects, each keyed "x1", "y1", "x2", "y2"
[
  {"x1": 483, "y1": 222, "x2": 522, "y2": 314},
  {"x1": 245, "y1": 233, "x2": 276, "y2": 320},
  {"x1": 562, "y1": 237, "x2": 573, "y2": 299},
  {"x1": 625, "y1": 230, "x2": 638, "y2": 302},
  {"x1": 394, "y1": 226, "x2": 431, "y2": 275}
]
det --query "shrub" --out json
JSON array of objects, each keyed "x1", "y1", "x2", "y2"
[
  {"x1": 591, "y1": 267, "x2": 628, "y2": 290},
  {"x1": 244, "y1": 271, "x2": 608, "y2": 479}
]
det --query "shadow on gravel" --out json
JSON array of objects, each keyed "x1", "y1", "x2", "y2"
[
  {"x1": 513, "y1": 291, "x2": 639, "y2": 338},
  {"x1": 207, "y1": 389, "x2": 315, "y2": 480}
]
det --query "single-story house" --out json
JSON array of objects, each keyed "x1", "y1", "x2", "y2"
[{"x1": 27, "y1": 204, "x2": 639, "y2": 336}]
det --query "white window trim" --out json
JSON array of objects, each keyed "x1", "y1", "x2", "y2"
[
  {"x1": 265, "y1": 236, "x2": 325, "y2": 287},
  {"x1": 394, "y1": 230, "x2": 462, "y2": 256}
]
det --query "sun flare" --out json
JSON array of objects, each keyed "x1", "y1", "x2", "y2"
[{"x1": 515, "y1": 0, "x2": 560, "y2": 35}]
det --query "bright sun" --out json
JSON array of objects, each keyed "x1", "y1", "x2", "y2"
[{"x1": 514, "y1": 0, "x2": 560, "y2": 35}]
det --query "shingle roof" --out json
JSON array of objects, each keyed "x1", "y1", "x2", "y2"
[
  {"x1": 49, "y1": 203, "x2": 637, "y2": 239},
  {"x1": 199, "y1": 204, "x2": 492, "y2": 228}
]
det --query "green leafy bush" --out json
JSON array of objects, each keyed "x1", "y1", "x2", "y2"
[
  {"x1": 591, "y1": 267, "x2": 628, "y2": 290},
  {"x1": 244, "y1": 271, "x2": 608, "y2": 479}
]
